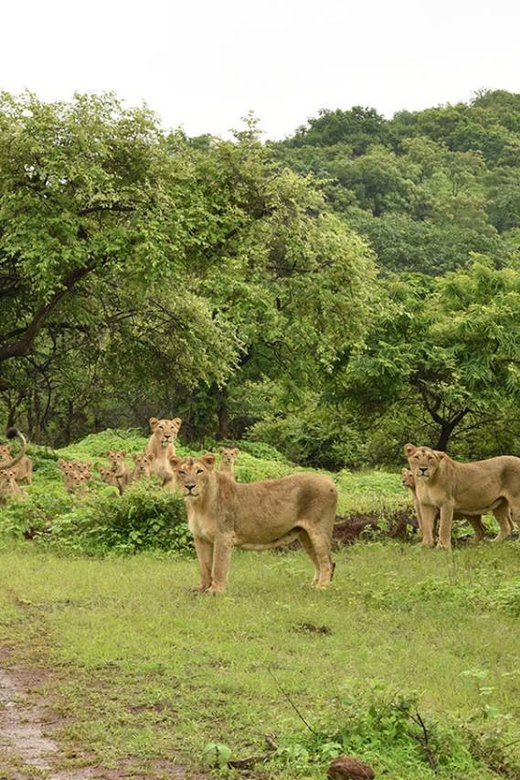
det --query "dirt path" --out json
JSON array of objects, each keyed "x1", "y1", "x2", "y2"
[
  {"x1": 0, "y1": 664, "x2": 97, "y2": 779},
  {"x1": 0, "y1": 661, "x2": 191, "y2": 779}
]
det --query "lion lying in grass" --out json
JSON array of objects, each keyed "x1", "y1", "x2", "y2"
[
  {"x1": 404, "y1": 444, "x2": 516, "y2": 549},
  {"x1": 169, "y1": 453, "x2": 337, "y2": 594}
]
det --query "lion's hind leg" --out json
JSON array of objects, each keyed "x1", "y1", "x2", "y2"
[
  {"x1": 466, "y1": 514, "x2": 486, "y2": 542},
  {"x1": 299, "y1": 524, "x2": 334, "y2": 589},
  {"x1": 492, "y1": 502, "x2": 513, "y2": 542}
]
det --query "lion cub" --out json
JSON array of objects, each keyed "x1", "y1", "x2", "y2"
[
  {"x1": 170, "y1": 453, "x2": 337, "y2": 595},
  {"x1": 0, "y1": 441, "x2": 33, "y2": 485},
  {"x1": 106, "y1": 450, "x2": 131, "y2": 494},
  {"x1": 130, "y1": 453, "x2": 153, "y2": 483},
  {"x1": 218, "y1": 447, "x2": 239, "y2": 478},
  {"x1": 0, "y1": 470, "x2": 23, "y2": 504}
]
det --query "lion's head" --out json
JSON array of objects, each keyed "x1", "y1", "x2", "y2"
[
  {"x1": 132, "y1": 452, "x2": 153, "y2": 475},
  {"x1": 0, "y1": 469, "x2": 15, "y2": 487},
  {"x1": 401, "y1": 467, "x2": 415, "y2": 489},
  {"x1": 0, "y1": 443, "x2": 12, "y2": 462},
  {"x1": 169, "y1": 453, "x2": 216, "y2": 499},
  {"x1": 404, "y1": 444, "x2": 445, "y2": 482},
  {"x1": 106, "y1": 450, "x2": 127, "y2": 467},
  {"x1": 219, "y1": 447, "x2": 239, "y2": 466},
  {"x1": 98, "y1": 466, "x2": 117, "y2": 484},
  {"x1": 149, "y1": 417, "x2": 182, "y2": 448}
]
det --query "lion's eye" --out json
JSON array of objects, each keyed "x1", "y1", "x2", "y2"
[
  {"x1": 178, "y1": 470, "x2": 186, "y2": 476},
  {"x1": 196, "y1": 468, "x2": 204, "y2": 475}
]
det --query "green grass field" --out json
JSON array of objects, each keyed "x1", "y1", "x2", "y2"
[{"x1": 1, "y1": 434, "x2": 520, "y2": 778}]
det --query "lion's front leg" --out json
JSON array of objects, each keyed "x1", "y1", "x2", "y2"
[
  {"x1": 413, "y1": 496, "x2": 423, "y2": 540},
  {"x1": 194, "y1": 537, "x2": 214, "y2": 592},
  {"x1": 437, "y1": 503, "x2": 454, "y2": 549},
  {"x1": 208, "y1": 534, "x2": 233, "y2": 595},
  {"x1": 419, "y1": 504, "x2": 436, "y2": 547}
]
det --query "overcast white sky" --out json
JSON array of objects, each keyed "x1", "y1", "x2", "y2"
[{"x1": 2, "y1": 0, "x2": 519, "y2": 140}]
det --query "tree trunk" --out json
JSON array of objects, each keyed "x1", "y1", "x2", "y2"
[
  {"x1": 435, "y1": 410, "x2": 469, "y2": 452},
  {"x1": 217, "y1": 388, "x2": 230, "y2": 440}
]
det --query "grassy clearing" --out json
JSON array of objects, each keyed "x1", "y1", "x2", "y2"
[
  {"x1": 1, "y1": 431, "x2": 519, "y2": 777},
  {"x1": 1, "y1": 540, "x2": 520, "y2": 777}
]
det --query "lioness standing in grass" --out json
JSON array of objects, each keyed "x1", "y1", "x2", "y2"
[
  {"x1": 169, "y1": 453, "x2": 337, "y2": 595},
  {"x1": 401, "y1": 467, "x2": 487, "y2": 542},
  {"x1": 404, "y1": 444, "x2": 516, "y2": 549}
]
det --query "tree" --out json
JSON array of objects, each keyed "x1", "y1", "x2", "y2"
[{"x1": 339, "y1": 259, "x2": 520, "y2": 452}]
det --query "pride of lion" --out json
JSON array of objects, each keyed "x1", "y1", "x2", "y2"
[{"x1": 1, "y1": 420, "x2": 520, "y2": 592}]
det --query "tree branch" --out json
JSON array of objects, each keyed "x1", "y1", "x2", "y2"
[{"x1": 0, "y1": 264, "x2": 95, "y2": 363}]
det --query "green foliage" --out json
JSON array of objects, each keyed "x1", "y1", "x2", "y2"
[
  {"x1": 271, "y1": 680, "x2": 519, "y2": 778},
  {"x1": 51, "y1": 481, "x2": 191, "y2": 556}
]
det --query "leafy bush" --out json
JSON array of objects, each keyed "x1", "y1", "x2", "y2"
[{"x1": 50, "y1": 480, "x2": 192, "y2": 556}]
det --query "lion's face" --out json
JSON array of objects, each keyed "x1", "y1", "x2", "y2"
[
  {"x1": 219, "y1": 447, "x2": 239, "y2": 466},
  {"x1": 0, "y1": 470, "x2": 15, "y2": 488},
  {"x1": 106, "y1": 450, "x2": 127, "y2": 468},
  {"x1": 149, "y1": 417, "x2": 182, "y2": 448},
  {"x1": 99, "y1": 466, "x2": 117, "y2": 483},
  {"x1": 132, "y1": 453, "x2": 152, "y2": 475},
  {"x1": 404, "y1": 444, "x2": 444, "y2": 482},
  {"x1": 0, "y1": 444, "x2": 12, "y2": 462},
  {"x1": 401, "y1": 468, "x2": 415, "y2": 489},
  {"x1": 169, "y1": 454, "x2": 216, "y2": 499}
]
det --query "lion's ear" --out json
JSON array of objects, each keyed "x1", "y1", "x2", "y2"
[
  {"x1": 172, "y1": 417, "x2": 182, "y2": 429},
  {"x1": 121, "y1": 451, "x2": 127, "y2": 458},
  {"x1": 149, "y1": 417, "x2": 159, "y2": 432},
  {"x1": 404, "y1": 443, "x2": 416, "y2": 458},
  {"x1": 169, "y1": 456, "x2": 183, "y2": 470},
  {"x1": 232, "y1": 448, "x2": 240, "y2": 456},
  {"x1": 219, "y1": 447, "x2": 225, "y2": 454},
  {"x1": 201, "y1": 453, "x2": 216, "y2": 470},
  {"x1": 132, "y1": 453, "x2": 138, "y2": 463},
  {"x1": 433, "y1": 450, "x2": 446, "y2": 460},
  {"x1": 106, "y1": 450, "x2": 113, "y2": 457}
]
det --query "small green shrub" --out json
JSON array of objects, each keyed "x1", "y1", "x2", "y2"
[
  {"x1": 51, "y1": 480, "x2": 192, "y2": 556},
  {"x1": 0, "y1": 484, "x2": 74, "y2": 538}
]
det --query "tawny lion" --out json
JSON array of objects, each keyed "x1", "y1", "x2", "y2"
[
  {"x1": 401, "y1": 467, "x2": 487, "y2": 542},
  {"x1": 404, "y1": 444, "x2": 517, "y2": 549},
  {"x1": 169, "y1": 453, "x2": 337, "y2": 595},
  {"x1": 0, "y1": 469, "x2": 23, "y2": 504},
  {"x1": 145, "y1": 417, "x2": 182, "y2": 486},
  {"x1": 0, "y1": 429, "x2": 29, "y2": 471},
  {"x1": 218, "y1": 447, "x2": 239, "y2": 478},
  {"x1": 0, "y1": 438, "x2": 32, "y2": 485}
]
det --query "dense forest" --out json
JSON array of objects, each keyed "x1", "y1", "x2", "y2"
[{"x1": 1, "y1": 89, "x2": 520, "y2": 468}]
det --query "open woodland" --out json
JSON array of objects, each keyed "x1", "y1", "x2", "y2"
[{"x1": 1, "y1": 90, "x2": 520, "y2": 777}]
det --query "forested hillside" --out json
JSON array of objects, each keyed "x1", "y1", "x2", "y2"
[{"x1": 1, "y1": 90, "x2": 520, "y2": 467}]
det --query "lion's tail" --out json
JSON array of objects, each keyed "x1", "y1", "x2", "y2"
[{"x1": 0, "y1": 429, "x2": 28, "y2": 470}]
